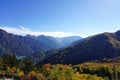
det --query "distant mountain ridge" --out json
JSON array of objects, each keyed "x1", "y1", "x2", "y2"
[
  {"x1": 0, "y1": 29, "x2": 82, "y2": 58},
  {"x1": 27, "y1": 34, "x2": 82, "y2": 49},
  {"x1": 40, "y1": 30, "x2": 120, "y2": 65},
  {"x1": 56, "y1": 36, "x2": 82, "y2": 47},
  {"x1": 36, "y1": 35, "x2": 60, "y2": 49}
]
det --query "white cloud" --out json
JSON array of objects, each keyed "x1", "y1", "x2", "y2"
[
  {"x1": 19, "y1": 25, "x2": 30, "y2": 31},
  {"x1": 0, "y1": 26, "x2": 77, "y2": 37}
]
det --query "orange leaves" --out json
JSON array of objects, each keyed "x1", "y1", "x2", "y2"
[
  {"x1": 61, "y1": 65, "x2": 70, "y2": 70},
  {"x1": 7, "y1": 66, "x2": 24, "y2": 76},
  {"x1": 42, "y1": 63, "x2": 51, "y2": 70},
  {"x1": 7, "y1": 67, "x2": 15, "y2": 74}
]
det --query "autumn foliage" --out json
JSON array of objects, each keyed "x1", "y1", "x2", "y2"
[{"x1": 0, "y1": 54, "x2": 120, "y2": 80}]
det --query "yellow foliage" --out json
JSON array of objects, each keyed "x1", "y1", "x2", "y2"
[
  {"x1": 58, "y1": 76, "x2": 66, "y2": 80},
  {"x1": 46, "y1": 67, "x2": 50, "y2": 70},
  {"x1": 16, "y1": 69, "x2": 20, "y2": 73},
  {"x1": 72, "y1": 74, "x2": 104, "y2": 80},
  {"x1": 76, "y1": 72, "x2": 79, "y2": 75},
  {"x1": 19, "y1": 71, "x2": 24, "y2": 76},
  {"x1": 36, "y1": 73, "x2": 43, "y2": 78},
  {"x1": 7, "y1": 67, "x2": 10, "y2": 72},
  {"x1": 7, "y1": 67, "x2": 10, "y2": 70},
  {"x1": 28, "y1": 71, "x2": 35, "y2": 76}
]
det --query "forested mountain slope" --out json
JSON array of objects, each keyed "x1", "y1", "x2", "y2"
[{"x1": 40, "y1": 31, "x2": 120, "y2": 64}]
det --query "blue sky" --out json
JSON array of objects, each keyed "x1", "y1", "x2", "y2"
[{"x1": 0, "y1": 0, "x2": 120, "y2": 37}]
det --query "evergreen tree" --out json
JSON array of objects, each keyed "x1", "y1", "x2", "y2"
[{"x1": 22, "y1": 59, "x2": 35, "y2": 74}]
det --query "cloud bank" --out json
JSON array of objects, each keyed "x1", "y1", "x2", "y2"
[{"x1": 0, "y1": 26, "x2": 77, "y2": 37}]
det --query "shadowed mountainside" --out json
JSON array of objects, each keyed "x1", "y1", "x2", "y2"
[{"x1": 40, "y1": 31, "x2": 120, "y2": 64}]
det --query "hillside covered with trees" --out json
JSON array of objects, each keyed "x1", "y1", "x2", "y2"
[
  {"x1": 40, "y1": 31, "x2": 120, "y2": 64},
  {"x1": 0, "y1": 54, "x2": 120, "y2": 80}
]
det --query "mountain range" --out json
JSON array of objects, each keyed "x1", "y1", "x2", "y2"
[
  {"x1": 40, "y1": 30, "x2": 120, "y2": 65},
  {"x1": 1, "y1": 29, "x2": 120, "y2": 65},
  {"x1": 0, "y1": 29, "x2": 81, "y2": 57},
  {"x1": 36, "y1": 35, "x2": 81, "y2": 49}
]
